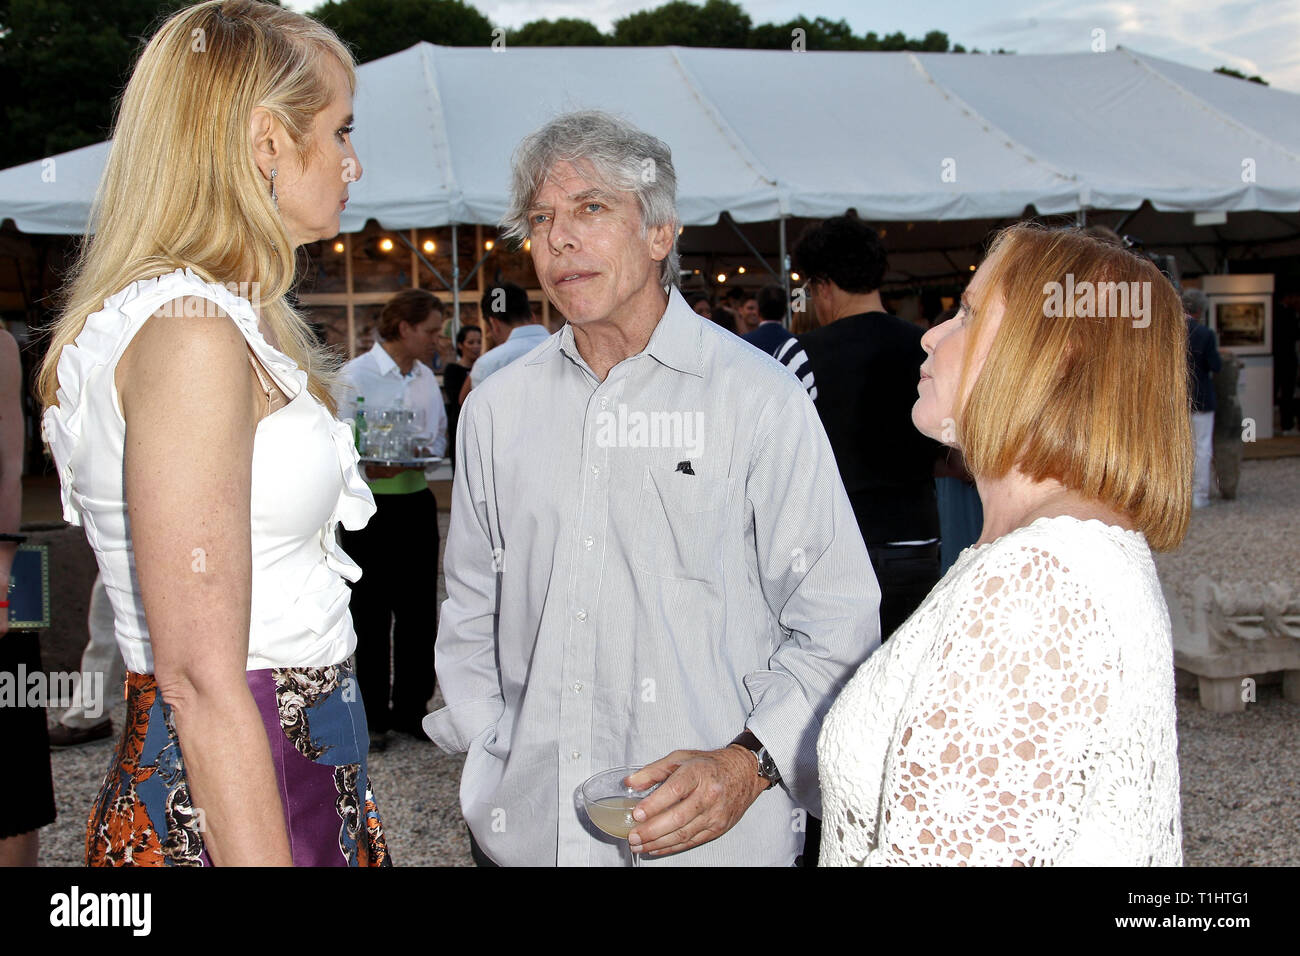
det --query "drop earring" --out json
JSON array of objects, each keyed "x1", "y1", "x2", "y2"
[{"x1": 270, "y1": 168, "x2": 278, "y2": 208}]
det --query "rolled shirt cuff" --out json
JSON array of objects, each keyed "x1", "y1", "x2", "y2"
[
  {"x1": 423, "y1": 695, "x2": 504, "y2": 754},
  {"x1": 742, "y1": 669, "x2": 824, "y2": 819}
]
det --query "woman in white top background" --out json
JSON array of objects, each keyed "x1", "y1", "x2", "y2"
[
  {"x1": 37, "y1": 1, "x2": 389, "y2": 866},
  {"x1": 818, "y1": 224, "x2": 1192, "y2": 865}
]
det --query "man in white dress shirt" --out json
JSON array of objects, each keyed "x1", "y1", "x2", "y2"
[
  {"x1": 426, "y1": 111, "x2": 879, "y2": 866},
  {"x1": 336, "y1": 289, "x2": 447, "y2": 749}
]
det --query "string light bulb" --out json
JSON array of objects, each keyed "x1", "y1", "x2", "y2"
[
  {"x1": 423, "y1": 239, "x2": 436, "y2": 254},
  {"x1": 378, "y1": 237, "x2": 393, "y2": 252}
]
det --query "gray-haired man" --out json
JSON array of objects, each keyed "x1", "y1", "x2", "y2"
[{"x1": 426, "y1": 111, "x2": 880, "y2": 866}]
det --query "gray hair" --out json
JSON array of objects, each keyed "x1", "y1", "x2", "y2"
[
  {"x1": 501, "y1": 110, "x2": 681, "y2": 288},
  {"x1": 1181, "y1": 287, "x2": 1208, "y2": 318}
]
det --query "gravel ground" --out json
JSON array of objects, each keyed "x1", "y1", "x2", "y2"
[
  {"x1": 1156, "y1": 456, "x2": 1300, "y2": 867},
  {"x1": 35, "y1": 459, "x2": 1300, "y2": 866}
]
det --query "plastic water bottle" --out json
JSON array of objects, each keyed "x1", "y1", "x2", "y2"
[{"x1": 353, "y1": 396, "x2": 368, "y2": 452}]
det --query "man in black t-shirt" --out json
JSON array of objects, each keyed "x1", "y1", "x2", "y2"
[{"x1": 792, "y1": 216, "x2": 941, "y2": 640}]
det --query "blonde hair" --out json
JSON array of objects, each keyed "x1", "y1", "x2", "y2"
[
  {"x1": 38, "y1": 0, "x2": 355, "y2": 413},
  {"x1": 957, "y1": 223, "x2": 1193, "y2": 551}
]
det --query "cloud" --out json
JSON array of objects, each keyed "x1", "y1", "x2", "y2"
[{"x1": 964, "y1": 0, "x2": 1300, "y2": 90}]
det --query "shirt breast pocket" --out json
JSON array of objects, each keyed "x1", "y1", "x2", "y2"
[{"x1": 632, "y1": 464, "x2": 731, "y2": 583}]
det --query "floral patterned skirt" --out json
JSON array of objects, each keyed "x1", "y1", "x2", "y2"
[{"x1": 86, "y1": 661, "x2": 391, "y2": 866}]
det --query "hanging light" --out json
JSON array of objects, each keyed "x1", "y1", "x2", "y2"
[
  {"x1": 422, "y1": 239, "x2": 436, "y2": 254},
  {"x1": 484, "y1": 239, "x2": 495, "y2": 251},
  {"x1": 737, "y1": 266, "x2": 746, "y2": 275},
  {"x1": 333, "y1": 241, "x2": 344, "y2": 254},
  {"x1": 378, "y1": 237, "x2": 394, "y2": 252},
  {"x1": 524, "y1": 238, "x2": 532, "y2": 252},
  {"x1": 717, "y1": 273, "x2": 727, "y2": 283},
  {"x1": 790, "y1": 272, "x2": 801, "y2": 282}
]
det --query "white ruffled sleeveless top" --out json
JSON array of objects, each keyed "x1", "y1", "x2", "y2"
[
  {"x1": 817, "y1": 515, "x2": 1182, "y2": 866},
  {"x1": 42, "y1": 267, "x2": 376, "y2": 673}
]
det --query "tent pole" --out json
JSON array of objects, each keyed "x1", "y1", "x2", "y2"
[
  {"x1": 394, "y1": 230, "x2": 451, "y2": 290},
  {"x1": 722, "y1": 213, "x2": 781, "y2": 282},
  {"x1": 779, "y1": 216, "x2": 790, "y2": 330},
  {"x1": 1113, "y1": 206, "x2": 1141, "y2": 235},
  {"x1": 451, "y1": 222, "x2": 461, "y2": 341},
  {"x1": 458, "y1": 243, "x2": 497, "y2": 291}
]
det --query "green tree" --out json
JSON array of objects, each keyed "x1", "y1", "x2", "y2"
[
  {"x1": 612, "y1": 0, "x2": 752, "y2": 48},
  {"x1": 508, "y1": 17, "x2": 605, "y2": 46},
  {"x1": 1214, "y1": 66, "x2": 1268, "y2": 85},
  {"x1": 749, "y1": 17, "x2": 863, "y2": 51},
  {"x1": 747, "y1": 20, "x2": 951, "y2": 53},
  {"x1": 0, "y1": 0, "x2": 195, "y2": 169},
  {"x1": 309, "y1": 0, "x2": 495, "y2": 62},
  {"x1": 918, "y1": 29, "x2": 951, "y2": 52}
]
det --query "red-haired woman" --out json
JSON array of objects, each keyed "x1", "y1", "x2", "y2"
[{"x1": 819, "y1": 225, "x2": 1191, "y2": 866}]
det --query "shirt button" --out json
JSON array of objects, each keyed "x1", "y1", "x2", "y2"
[
  {"x1": 572, "y1": 681, "x2": 583, "y2": 693},
  {"x1": 576, "y1": 609, "x2": 588, "y2": 622},
  {"x1": 571, "y1": 751, "x2": 581, "y2": 761},
  {"x1": 583, "y1": 535, "x2": 594, "y2": 550},
  {"x1": 590, "y1": 465, "x2": 600, "y2": 478},
  {"x1": 599, "y1": 396, "x2": 610, "y2": 409}
]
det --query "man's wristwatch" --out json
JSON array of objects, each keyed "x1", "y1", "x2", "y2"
[{"x1": 729, "y1": 730, "x2": 780, "y2": 790}]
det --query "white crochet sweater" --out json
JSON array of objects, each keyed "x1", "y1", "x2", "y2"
[{"x1": 817, "y1": 516, "x2": 1182, "y2": 866}]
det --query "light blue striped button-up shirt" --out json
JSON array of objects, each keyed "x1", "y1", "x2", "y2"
[
  {"x1": 426, "y1": 286, "x2": 881, "y2": 866},
  {"x1": 468, "y1": 322, "x2": 552, "y2": 388}
]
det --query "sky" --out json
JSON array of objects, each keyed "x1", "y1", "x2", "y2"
[{"x1": 287, "y1": 0, "x2": 1300, "y2": 92}]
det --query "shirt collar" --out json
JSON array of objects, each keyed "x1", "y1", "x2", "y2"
[
  {"x1": 369, "y1": 340, "x2": 426, "y2": 379},
  {"x1": 369, "y1": 340, "x2": 402, "y2": 378},
  {"x1": 529, "y1": 287, "x2": 704, "y2": 378},
  {"x1": 508, "y1": 324, "x2": 549, "y2": 342}
]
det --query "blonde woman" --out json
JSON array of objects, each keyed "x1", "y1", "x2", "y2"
[
  {"x1": 818, "y1": 225, "x2": 1191, "y2": 865},
  {"x1": 39, "y1": 1, "x2": 389, "y2": 866}
]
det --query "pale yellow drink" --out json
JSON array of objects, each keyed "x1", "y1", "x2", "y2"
[{"x1": 587, "y1": 796, "x2": 639, "y2": 839}]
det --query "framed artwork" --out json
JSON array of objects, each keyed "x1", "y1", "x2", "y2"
[{"x1": 1209, "y1": 296, "x2": 1272, "y2": 355}]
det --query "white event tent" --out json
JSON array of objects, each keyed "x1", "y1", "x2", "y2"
[
  {"x1": 3, "y1": 43, "x2": 1297, "y2": 440},
  {"x1": 2, "y1": 43, "x2": 1297, "y2": 236}
]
